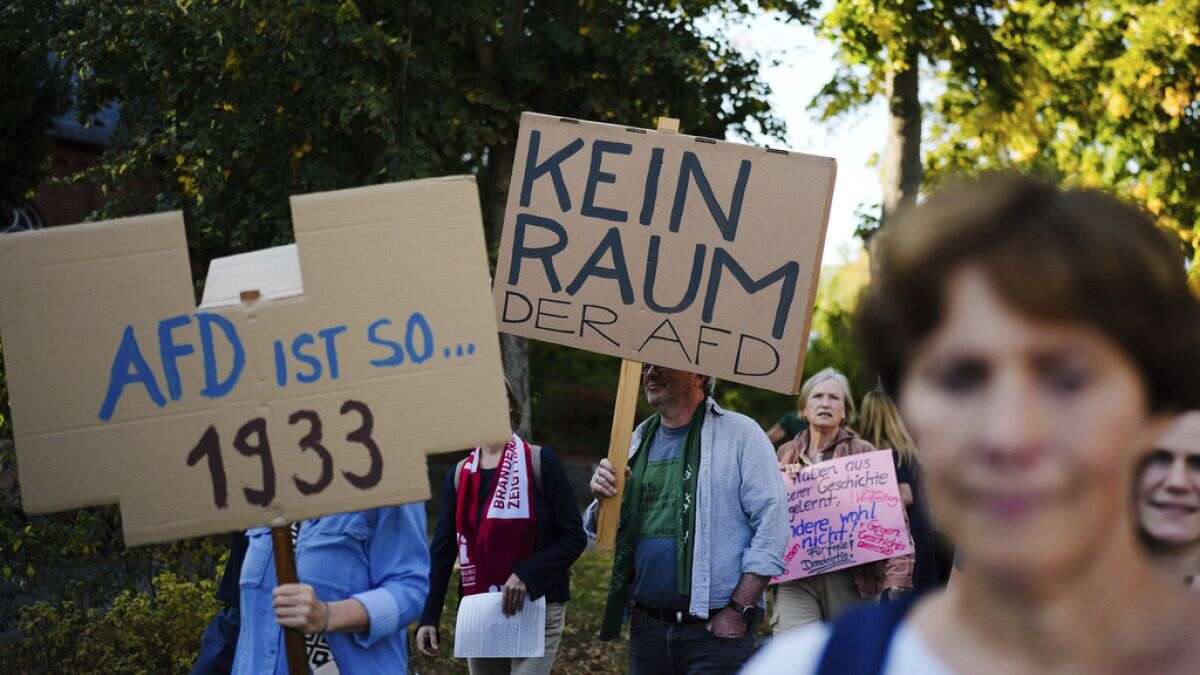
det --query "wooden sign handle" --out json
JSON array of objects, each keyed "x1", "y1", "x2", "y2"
[
  {"x1": 595, "y1": 358, "x2": 643, "y2": 550},
  {"x1": 595, "y1": 116, "x2": 680, "y2": 552},
  {"x1": 271, "y1": 525, "x2": 309, "y2": 675}
]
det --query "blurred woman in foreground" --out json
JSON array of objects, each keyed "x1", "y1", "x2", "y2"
[
  {"x1": 1138, "y1": 411, "x2": 1200, "y2": 589},
  {"x1": 773, "y1": 368, "x2": 913, "y2": 633},
  {"x1": 859, "y1": 389, "x2": 940, "y2": 591},
  {"x1": 746, "y1": 174, "x2": 1200, "y2": 674}
]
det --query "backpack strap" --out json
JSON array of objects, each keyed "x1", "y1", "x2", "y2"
[
  {"x1": 815, "y1": 591, "x2": 924, "y2": 675},
  {"x1": 530, "y1": 443, "x2": 542, "y2": 489}
]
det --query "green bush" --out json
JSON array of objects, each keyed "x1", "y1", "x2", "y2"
[{"x1": 0, "y1": 572, "x2": 221, "y2": 674}]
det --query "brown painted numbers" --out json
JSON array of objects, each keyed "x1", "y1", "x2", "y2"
[{"x1": 186, "y1": 399, "x2": 383, "y2": 509}]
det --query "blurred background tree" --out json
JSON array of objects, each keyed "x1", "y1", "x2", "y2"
[
  {"x1": 812, "y1": 0, "x2": 1021, "y2": 238},
  {"x1": 924, "y1": 0, "x2": 1200, "y2": 289}
]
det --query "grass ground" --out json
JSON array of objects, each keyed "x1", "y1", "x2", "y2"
[{"x1": 410, "y1": 548, "x2": 629, "y2": 674}]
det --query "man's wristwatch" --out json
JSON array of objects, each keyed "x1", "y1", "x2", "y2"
[{"x1": 726, "y1": 600, "x2": 756, "y2": 625}]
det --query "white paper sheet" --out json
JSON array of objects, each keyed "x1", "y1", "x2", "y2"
[{"x1": 453, "y1": 592, "x2": 546, "y2": 659}]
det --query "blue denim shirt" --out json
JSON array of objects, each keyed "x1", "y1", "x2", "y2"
[
  {"x1": 232, "y1": 504, "x2": 429, "y2": 674},
  {"x1": 584, "y1": 398, "x2": 788, "y2": 618}
]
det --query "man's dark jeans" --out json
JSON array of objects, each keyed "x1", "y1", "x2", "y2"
[{"x1": 628, "y1": 608, "x2": 756, "y2": 675}]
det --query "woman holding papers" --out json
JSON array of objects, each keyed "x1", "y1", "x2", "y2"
[
  {"x1": 746, "y1": 173, "x2": 1200, "y2": 674},
  {"x1": 417, "y1": 386, "x2": 587, "y2": 675},
  {"x1": 772, "y1": 368, "x2": 914, "y2": 634}
]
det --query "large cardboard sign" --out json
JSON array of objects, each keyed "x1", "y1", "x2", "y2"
[
  {"x1": 772, "y1": 450, "x2": 913, "y2": 584},
  {"x1": 493, "y1": 113, "x2": 836, "y2": 393},
  {"x1": 0, "y1": 177, "x2": 510, "y2": 545}
]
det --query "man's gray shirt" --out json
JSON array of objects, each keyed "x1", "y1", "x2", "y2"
[{"x1": 584, "y1": 397, "x2": 788, "y2": 619}]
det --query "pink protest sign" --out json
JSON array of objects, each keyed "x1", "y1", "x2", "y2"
[{"x1": 771, "y1": 449, "x2": 913, "y2": 584}]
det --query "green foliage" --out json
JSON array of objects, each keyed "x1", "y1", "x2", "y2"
[
  {"x1": 0, "y1": 572, "x2": 221, "y2": 674},
  {"x1": 53, "y1": 0, "x2": 806, "y2": 273},
  {"x1": 812, "y1": 0, "x2": 1020, "y2": 121},
  {"x1": 0, "y1": 1, "x2": 71, "y2": 205},
  {"x1": 924, "y1": 0, "x2": 1200, "y2": 289},
  {"x1": 0, "y1": 498, "x2": 226, "y2": 634}
]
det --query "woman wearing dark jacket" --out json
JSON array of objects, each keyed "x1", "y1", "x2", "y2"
[{"x1": 416, "y1": 431, "x2": 587, "y2": 675}]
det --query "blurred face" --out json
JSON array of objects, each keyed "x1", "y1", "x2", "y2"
[
  {"x1": 642, "y1": 364, "x2": 704, "y2": 412},
  {"x1": 900, "y1": 267, "x2": 1157, "y2": 585},
  {"x1": 803, "y1": 378, "x2": 847, "y2": 431},
  {"x1": 1138, "y1": 413, "x2": 1200, "y2": 547}
]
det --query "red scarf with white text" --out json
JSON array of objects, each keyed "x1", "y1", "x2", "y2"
[{"x1": 454, "y1": 434, "x2": 537, "y2": 596}]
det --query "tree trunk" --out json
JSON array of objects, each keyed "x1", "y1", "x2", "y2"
[
  {"x1": 484, "y1": 140, "x2": 532, "y2": 438},
  {"x1": 880, "y1": 53, "x2": 922, "y2": 225},
  {"x1": 475, "y1": 1, "x2": 532, "y2": 438},
  {"x1": 874, "y1": 47, "x2": 923, "y2": 275},
  {"x1": 500, "y1": 333, "x2": 531, "y2": 437}
]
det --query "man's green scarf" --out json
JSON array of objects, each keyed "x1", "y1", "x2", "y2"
[{"x1": 599, "y1": 402, "x2": 705, "y2": 641}]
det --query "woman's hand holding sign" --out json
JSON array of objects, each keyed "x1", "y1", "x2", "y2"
[{"x1": 273, "y1": 583, "x2": 368, "y2": 634}]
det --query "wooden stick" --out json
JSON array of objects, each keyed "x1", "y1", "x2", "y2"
[
  {"x1": 595, "y1": 116, "x2": 680, "y2": 551},
  {"x1": 271, "y1": 525, "x2": 309, "y2": 675},
  {"x1": 595, "y1": 358, "x2": 644, "y2": 550}
]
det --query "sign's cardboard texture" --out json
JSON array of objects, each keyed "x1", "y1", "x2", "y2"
[
  {"x1": 493, "y1": 112, "x2": 836, "y2": 393},
  {"x1": 772, "y1": 451, "x2": 914, "y2": 584},
  {"x1": 0, "y1": 176, "x2": 510, "y2": 545}
]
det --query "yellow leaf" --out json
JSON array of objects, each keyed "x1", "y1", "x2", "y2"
[
  {"x1": 1137, "y1": 65, "x2": 1162, "y2": 89},
  {"x1": 1161, "y1": 86, "x2": 1192, "y2": 118},
  {"x1": 223, "y1": 48, "x2": 242, "y2": 74},
  {"x1": 1106, "y1": 91, "x2": 1131, "y2": 119}
]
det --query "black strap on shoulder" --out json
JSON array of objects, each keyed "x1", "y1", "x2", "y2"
[{"x1": 815, "y1": 591, "x2": 924, "y2": 675}]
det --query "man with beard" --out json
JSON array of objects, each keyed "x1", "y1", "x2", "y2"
[
  {"x1": 585, "y1": 364, "x2": 787, "y2": 674},
  {"x1": 1138, "y1": 411, "x2": 1200, "y2": 588}
]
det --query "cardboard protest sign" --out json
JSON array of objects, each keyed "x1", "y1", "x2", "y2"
[
  {"x1": 493, "y1": 112, "x2": 836, "y2": 393},
  {"x1": 0, "y1": 176, "x2": 510, "y2": 545},
  {"x1": 772, "y1": 450, "x2": 913, "y2": 583}
]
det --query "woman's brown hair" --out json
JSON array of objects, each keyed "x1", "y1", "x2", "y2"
[{"x1": 857, "y1": 172, "x2": 1200, "y2": 413}]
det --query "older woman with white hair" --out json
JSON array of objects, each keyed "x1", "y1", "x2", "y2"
[{"x1": 773, "y1": 368, "x2": 914, "y2": 633}]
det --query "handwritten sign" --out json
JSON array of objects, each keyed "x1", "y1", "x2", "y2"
[
  {"x1": 493, "y1": 113, "x2": 836, "y2": 394},
  {"x1": 772, "y1": 450, "x2": 912, "y2": 583},
  {"x1": 0, "y1": 177, "x2": 511, "y2": 545}
]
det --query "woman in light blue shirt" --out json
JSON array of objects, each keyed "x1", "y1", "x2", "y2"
[{"x1": 232, "y1": 504, "x2": 429, "y2": 674}]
